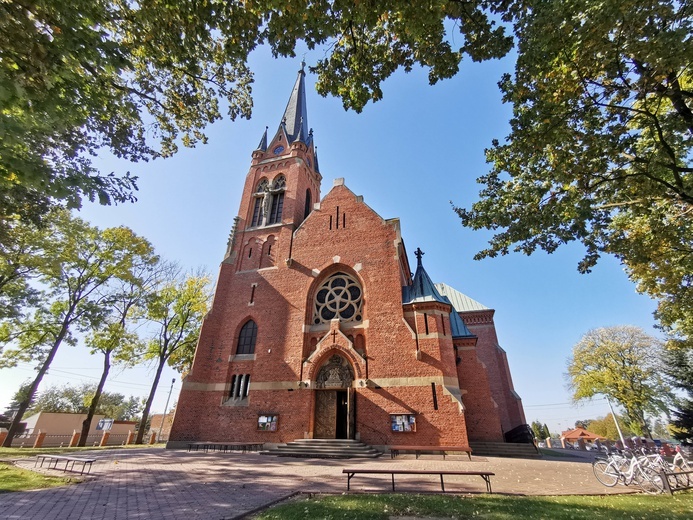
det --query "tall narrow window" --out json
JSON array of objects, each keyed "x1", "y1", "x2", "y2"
[
  {"x1": 237, "y1": 320, "x2": 258, "y2": 354},
  {"x1": 304, "y1": 189, "x2": 312, "y2": 219},
  {"x1": 251, "y1": 179, "x2": 268, "y2": 227},
  {"x1": 251, "y1": 198, "x2": 264, "y2": 227},
  {"x1": 267, "y1": 175, "x2": 286, "y2": 225},
  {"x1": 268, "y1": 192, "x2": 284, "y2": 224}
]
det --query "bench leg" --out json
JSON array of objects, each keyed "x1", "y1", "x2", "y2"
[
  {"x1": 440, "y1": 474, "x2": 445, "y2": 492},
  {"x1": 481, "y1": 475, "x2": 492, "y2": 493},
  {"x1": 346, "y1": 472, "x2": 353, "y2": 491},
  {"x1": 391, "y1": 473, "x2": 396, "y2": 491}
]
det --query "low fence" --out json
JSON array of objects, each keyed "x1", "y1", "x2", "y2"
[{"x1": 3, "y1": 430, "x2": 159, "y2": 448}]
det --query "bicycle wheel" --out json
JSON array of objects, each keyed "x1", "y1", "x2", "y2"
[
  {"x1": 592, "y1": 459, "x2": 620, "y2": 487},
  {"x1": 634, "y1": 466, "x2": 665, "y2": 495},
  {"x1": 671, "y1": 466, "x2": 690, "y2": 488}
]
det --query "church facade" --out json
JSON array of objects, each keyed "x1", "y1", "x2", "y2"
[{"x1": 169, "y1": 67, "x2": 526, "y2": 450}]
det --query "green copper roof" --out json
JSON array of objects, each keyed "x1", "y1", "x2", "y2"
[{"x1": 434, "y1": 283, "x2": 489, "y2": 312}]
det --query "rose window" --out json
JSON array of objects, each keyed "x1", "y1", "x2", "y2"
[{"x1": 313, "y1": 273, "x2": 362, "y2": 324}]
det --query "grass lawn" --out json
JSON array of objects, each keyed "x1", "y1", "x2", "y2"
[
  {"x1": 0, "y1": 462, "x2": 74, "y2": 493},
  {"x1": 254, "y1": 492, "x2": 693, "y2": 519},
  {"x1": 0, "y1": 443, "x2": 163, "y2": 460}
]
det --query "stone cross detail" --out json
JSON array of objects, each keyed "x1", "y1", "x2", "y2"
[{"x1": 331, "y1": 330, "x2": 338, "y2": 343}]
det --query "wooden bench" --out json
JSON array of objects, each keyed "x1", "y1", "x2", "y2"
[
  {"x1": 389, "y1": 445, "x2": 472, "y2": 461},
  {"x1": 35, "y1": 454, "x2": 96, "y2": 475},
  {"x1": 187, "y1": 441, "x2": 264, "y2": 453},
  {"x1": 342, "y1": 468, "x2": 494, "y2": 493}
]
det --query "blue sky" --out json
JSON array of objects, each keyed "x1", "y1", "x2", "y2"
[{"x1": 0, "y1": 46, "x2": 659, "y2": 435}]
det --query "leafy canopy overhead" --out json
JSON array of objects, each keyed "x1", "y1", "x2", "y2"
[
  {"x1": 456, "y1": 0, "x2": 692, "y2": 347},
  {"x1": 1, "y1": 0, "x2": 513, "y2": 224}
]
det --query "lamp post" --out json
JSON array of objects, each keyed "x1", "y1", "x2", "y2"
[{"x1": 158, "y1": 378, "x2": 176, "y2": 443}]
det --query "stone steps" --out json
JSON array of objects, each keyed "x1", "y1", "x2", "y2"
[
  {"x1": 470, "y1": 441, "x2": 541, "y2": 458},
  {"x1": 261, "y1": 438, "x2": 382, "y2": 459}
]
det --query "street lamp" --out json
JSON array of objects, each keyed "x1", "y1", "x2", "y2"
[{"x1": 158, "y1": 378, "x2": 176, "y2": 443}]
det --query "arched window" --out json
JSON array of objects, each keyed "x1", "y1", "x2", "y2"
[
  {"x1": 251, "y1": 179, "x2": 268, "y2": 227},
  {"x1": 236, "y1": 320, "x2": 257, "y2": 354},
  {"x1": 304, "y1": 189, "x2": 312, "y2": 220},
  {"x1": 268, "y1": 176, "x2": 285, "y2": 224},
  {"x1": 313, "y1": 272, "x2": 363, "y2": 325}
]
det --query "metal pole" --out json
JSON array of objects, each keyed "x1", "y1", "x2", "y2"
[
  {"x1": 158, "y1": 378, "x2": 176, "y2": 444},
  {"x1": 606, "y1": 396, "x2": 627, "y2": 447}
]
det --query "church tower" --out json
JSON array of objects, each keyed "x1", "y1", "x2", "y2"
[{"x1": 226, "y1": 62, "x2": 321, "y2": 271}]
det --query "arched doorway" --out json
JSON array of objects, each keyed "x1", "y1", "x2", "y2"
[{"x1": 314, "y1": 355, "x2": 355, "y2": 439}]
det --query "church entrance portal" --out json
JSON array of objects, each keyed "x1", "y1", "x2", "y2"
[{"x1": 313, "y1": 355, "x2": 355, "y2": 439}]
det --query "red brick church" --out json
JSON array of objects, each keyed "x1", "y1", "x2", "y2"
[{"x1": 169, "y1": 66, "x2": 526, "y2": 452}]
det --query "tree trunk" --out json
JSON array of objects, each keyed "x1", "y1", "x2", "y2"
[
  {"x1": 2, "y1": 319, "x2": 71, "y2": 447},
  {"x1": 78, "y1": 350, "x2": 112, "y2": 447},
  {"x1": 135, "y1": 355, "x2": 166, "y2": 444}
]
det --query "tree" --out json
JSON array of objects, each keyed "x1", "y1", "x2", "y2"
[
  {"x1": 566, "y1": 326, "x2": 672, "y2": 437},
  {"x1": 1, "y1": 1, "x2": 514, "y2": 230},
  {"x1": 581, "y1": 414, "x2": 633, "y2": 441},
  {"x1": 77, "y1": 249, "x2": 160, "y2": 446},
  {"x1": 455, "y1": 1, "x2": 693, "y2": 349},
  {"x1": 26, "y1": 383, "x2": 142, "y2": 421},
  {"x1": 531, "y1": 419, "x2": 545, "y2": 440},
  {"x1": 542, "y1": 424, "x2": 551, "y2": 439},
  {"x1": 662, "y1": 347, "x2": 693, "y2": 440},
  {"x1": 0, "y1": 211, "x2": 155, "y2": 446},
  {"x1": 128, "y1": 269, "x2": 210, "y2": 444}
]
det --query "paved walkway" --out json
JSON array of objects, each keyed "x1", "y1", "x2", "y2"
[{"x1": 2, "y1": 448, "x2": 628, "y2": 520}]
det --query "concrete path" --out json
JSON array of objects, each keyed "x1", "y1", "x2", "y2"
[{"x1": 2, "y1": 448, "x2": 630, "y2": 520}]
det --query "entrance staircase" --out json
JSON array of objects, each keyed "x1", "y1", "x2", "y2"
[
  {"x1": 260, "y1": 439, "x2": 382, "y2": 459},
  {"x1": 469, "y1": 441, "x2": 541, "y2": 459}
]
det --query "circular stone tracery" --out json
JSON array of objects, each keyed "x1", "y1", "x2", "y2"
[{"x1": 313, "y1": 272, "x2": 362, "y2": 325}]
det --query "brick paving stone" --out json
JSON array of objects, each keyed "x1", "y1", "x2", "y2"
[{"x1": 0, "y1": 448, "x2": 632, "y2": 520}]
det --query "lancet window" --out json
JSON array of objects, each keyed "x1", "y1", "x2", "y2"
[
  {"x1": 236, "y1": 320, "x2": 258, "y2": 355},
  {"x1": 250, "y1": 176, "x2": 286, "y2": 227}
]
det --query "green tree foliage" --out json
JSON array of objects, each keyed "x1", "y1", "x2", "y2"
[
  {"x1": 0, "y1": 210, "x2": 155, "y2": 446},
  {"x1": 1, "y1": 1, "x2": 513, "y2": 228},
  {"x1": 566, "y1": 326, "x2": 672, "y2": 437},
  {"x1": 125, "y1": 269, "x2": 210, "y2": 443},
  {"x1": 662, "y1": 347, "x2": 693, "y2": 440},
  {"x1": 531, "y1": 419, "x2": 545, "y2": 439},
  {"x1": 542, "y1": 424, "x2": 550, "y2": 439},
  {"x1": 77, "y1": 247, "x2": 160, "y2": 446},
  {"x1": 455, "y1": 1, "x2": 693, "y2": 349},
  {"x1": 582, "y1": 414, "x2": 633, "y2": 441},
  {"x1": 26, "y1": 383, "x2": 142, "y2": 421}
]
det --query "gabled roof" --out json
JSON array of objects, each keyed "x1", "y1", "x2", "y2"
[
  {"x1": 435, "y1": 283, "x2": 489, "y2": 312},
  {"x1": 279, "y1": 62, "x2": 309, "y2": 145},
  {"x1": 561, "y1": 427, "x2": 607, "y2": 441}
]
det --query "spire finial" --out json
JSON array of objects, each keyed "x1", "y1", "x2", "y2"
[
  {"x1": 301, "y1": 59, "x2": 306, "y2": 72},
  {"x1": 415, "y1": 248, "x2": 425, "y2": 266}
]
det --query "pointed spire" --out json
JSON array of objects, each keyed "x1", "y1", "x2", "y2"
[
  {"x1": 279, "y1": 61, "x2": 309, "y2": 145},
  {"x1": 256, "y1": 126, "x2": 268, "y2": 152},
  {"x1": 313, "y1": 146, "x2": 320, "y2": 173},
  {"x1": 403, "y1": 248, "x2": 447, "y2": 305}
]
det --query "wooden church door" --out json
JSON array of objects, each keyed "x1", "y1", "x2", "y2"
[{"x1": 314, "y1": 355, "x2": 355, "y2": 439}]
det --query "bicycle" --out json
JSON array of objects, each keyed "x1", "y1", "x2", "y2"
[{"x1": 592, "y1": 448, "x2": 665, "y2": 494}]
